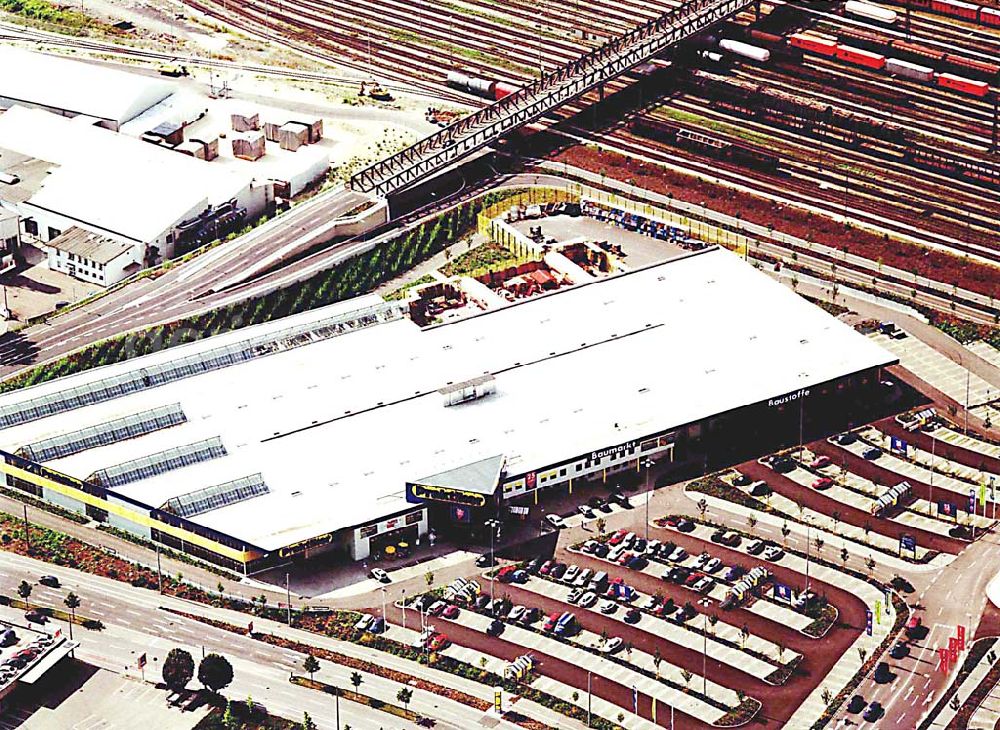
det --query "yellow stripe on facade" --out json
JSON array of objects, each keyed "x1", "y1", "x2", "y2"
[{"x1": 0, "y1": 461, "x2": 254, "y2": 563}]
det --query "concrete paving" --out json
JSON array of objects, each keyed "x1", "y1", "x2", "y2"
[
  {"x1": 869, "y1": 332, "x2": 997, "y2": 408},
  {"x1": 932, "y1": 425, "x2": 1000, "y2": 461},
  {"x1": 863, "y1": 427, "x2": 1000, "y2": 486},
  {"x1": 925, "y1": 644, "x2": 999, "y2": 729},
  {"x1": 967, "y1": 341, "x2": 1000, "y2": 371}
]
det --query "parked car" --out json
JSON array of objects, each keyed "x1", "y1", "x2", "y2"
[
  {"x1": 578, "y1": 505, "x2": 596, "y2": 519},
  {"x1": 873, "y1": 662, "x2": 893, "y2": 683},
  {"x1": 676, "y1": 519, "x2": 695, "y2": 533},
  {"x1": 812, "y1": 477, "x2": 833, "y2": 490},
  {"x1": 646, "y1": 539, "x2": 661, "y2": 555},
  {"x1": 550, "y1": 563, "x2": 568, "y2": 580},
  {"x1": 622, "y1": 532, "x2": 637, "y2": 550},
  {"x1": 369, "y1": 616, "x2": 386, "y2": 634},
  {"x1": 809, "y1": 455, "x2": 832, "y2": 469},
  {"x1": 526, "y1": 556, "x2": 545, "y2": 573},
  {"x1": 609, "y1": 492, "x2": 631, "y2": 508},
  {"x1": 732, "y1": 473, "x2": 752, "y2": 486},
  {"x1": 476, "y1": 553, "x2": 497, "y2": 568},
  {"x1": 641, "y1": 595, "x2": 661, "y2": 611},
  {"x1": 768, "y1": 455, "x2": 795, "y2": 473},
  {"x1": 574, "y1": 568, "x2": 594, "y2": 588},
  {"x1": 593, "y1": 543, "x2": 610, "y2": 558},
  {"x1": 626, "y1": 555, "x2": 648, "y2": 570},
  {"x1": 589, "y1": 496, "x2": 611, "y2": 512},
  {"x1": 674, "y1": 604, "x2": 697, "y2": 622},
  {"x1": 691, "y1": 553, "x2": 710, "y2": 570},
  {"x1": 588, "y1": 571, "x2": 609, "y2": 592},
  {"x1": 624, "y1": 608, "x2": 641, "y2": 624},
  {"x1": 658, "y1": 542, "x2": 677, "y2": 559},
  {"x1": 669, "y1": 567, "x2": 691, "y2": 583},
  {"x1": 668, "y1": 547, "x2": 688, "y2": 562},
  {"x1": 763, "y1": 545, "x2": 784, "y2": 561},
  {"x1": 474, "y1": 594, "x2": 491, "y2": 610},
  {"x1": 520, "y1": 607, "x2": 540, "y2": 625},
  {"x1": 836, "y1": 432, "x2": 857, "y2": 445},
  {"x1": 863, "y1": 701, "x2": 883, "y2": 721},
  {"x1": 724, "y1": 565, "x2": 745, "y2": 581},
  {"x1": 487, "y1": 619, "x2": 505, "y2": 637},
  {"x1": 0, "y1": 629, "x2": 17, "y2": 648},
  {"x1": 539, "y1": 560, "x2": 555, "y2": 575},
  {"x1": 506, "y1": 605, "x2": 525, "y2": 622},
  {"x1": 746, "y1": 539, "x2": 765, "y2": 555},
  {"x1": 604, "y1": 637, "x2": 625, "y2": 654},
  {"x1": 846, "y1": 695, "x2": 866, "y2": 713},
  {"x1": 545, "y1": 514, "x2": 567, "y2": 529},
  {"x1": 579, "y1": 592, "x2": 598, "y2": 608},
  {"x1": 511, "y1": 570, "x2": 528, "y2": 584},
  {"x1": 443, "y1": 605, "x2": 460, "y2": 620},
  {"x1": 599, "y1": 600, "x2": 618, "y2": 615},
  {"x1": 684, "y1": 572, "x2": 702, "y2": 587},
  {"x1": 38, "y1": 575, "x2": 60, "y2": 588},
  {"x1": 890, "y1": 642, "x2": 910, "y2": 659},
  {"x1": 633, "y1": 538, "x2": 647, "y2": 554},
  {"x1": 354, "y1": 613, "x2": 375, "y2": 630},
  {"x1": 426, "y1": 633, "x2": 450, "y2": 651},
  {"x1": 543, "y1": 612, "x2": 562, "y2": 632},
  {"x1": 862, "y1": 446, "x2": 883, "y2": 460},
  {"x1": 608, "y1": 530, "x2": 628, "y2": 546},
  {"x1": 693, "y1": 577, "x2": 714, "y2": 594},
  {"x1": 710, "y1": 529, "x2": 727, "y2": 544},
  {"x1": 750, "y1": 482, "x2": 772, "y2": 497},
  {"x1": 607, "y1": 545, "x2": 626, "y2": 564},
  {"x1": 563, "y1": 565, "x2": 581, "y2": 584},
  {"x1": 582, "y1": 540, "x2": 599, "y2": 554},
  {"x1": 657, "y1": 599, "x2": 677, "y2": 617},
  {"x1": 567, "y1": 588, "x2": 585, "y2": 604},
  {"x1": 617, "y1": 551, "x2": 635, "y2": 566},
  {"x1": 704, "y1": 558, "x2": 722, "y2": 573},
  {"x1": 428, "y1": 601, "x2": 447, "y2": 617},
  {"x1": 371, "y1": 568, "x2": 390, "y2": 583}
]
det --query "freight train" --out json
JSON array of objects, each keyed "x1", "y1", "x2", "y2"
[
  {"x1": 878, "y1": 0, "x2": 1000, "y2": 27},
  {"x1": 629, "y1": 116, "x2": 781, "y2": 172},
  {"x1": 446, "y1": 71, "x2": 520, "y2": 101}
]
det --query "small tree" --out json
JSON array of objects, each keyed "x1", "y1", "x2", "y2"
[
  {"x1": 747, "y1": 515, "x2": 758, "y2": 536},
  {"x1": 595, "y1": 517, "x2": 607, "y2": 535},
  {"x1": 858, "y1": 647, "x2": 867, "y2": 665},
  {"x1": 697, "y1": 498, "x2": 708, "y2": 521},
  {"x1": 17, "y1": 581, "x2": 31, "y2": 604},
  {"x1": 840, "y1": 547, "x2": 849, "y2": 569},
  {"x1": 681, "y1": 669, "x2": 693, "y2": 688},
  {"x1": 781, "y1": 522, "x2": 791, "y2": 548},
  {"x1": 572, "y1": 690, "x2": 580, "y2": 705},
  {"x1": 777, "y1": 642, "x2": 785, "y2": 662},
  {"x1": 424, "y1": 571, "x2": 434, "y2": 589},
  {"x1": 740, "y1": 624, "x2": 750, "y2": 649},
  {"x1": 198, "y1": 653, "x2": 234, "y2": 694},
  {"x1": 350, "y1": 671, "x2": 363, "y2": 692},
  {"x1": 950, "y1": 695, "x2": 960, "y2": 712},
  {"x1": 397, "y1": 687, "x2": 413, "y2": 711},
  {"x1": 821, "y1": 687, "x2": 832, "y2": 706},
  {"x1": 653, "y1": 648, "x2": 662, "y2": 679},
  {"x1": 831, "y1": 511, "x2": 841, "y2": 533},
  {"x1": 708, "y1": 614, "x2": 719, "y2": 635},
  {"x1": 64, "y1": 592, "x2": 81, "y2": 639},
  {"x1": 222, "y1": 701, "x2": 236, "y2": 729},
  {"x1": 163, "y1": 648, "x2": 195, "y2": 693},
  {"x1": 623, "y1": 641, "x2": 633, "y2": 660},
  {"x1": 866, "y1": 556, "x2": 876, "y2": 575},
  {"x1": 303, "y1": 654, "x2": 320, "y2": 682},
  {"x1": 813, "y1": 535, "x2": 825, "y2": 555},
  {"x1": 302, "y1": 711, "x2": 317, "y2": 730}
]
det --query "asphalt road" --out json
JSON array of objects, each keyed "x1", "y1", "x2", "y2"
[{"x1": 0, "y1": 550, "x2": 517, "y2": 730}]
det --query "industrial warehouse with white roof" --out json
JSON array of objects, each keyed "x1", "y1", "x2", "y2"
[{"x1": 0, "y1": 248, "x2": 897, "y2": 572}]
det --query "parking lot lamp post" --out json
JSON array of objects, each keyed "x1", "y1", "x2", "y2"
[
  {"x1": 285, "y1": 573, "x2": 292, "y2": 625},
  {"x1": 929, "y1": 435, "x2": 936, "y2": 516},
  {"x1": 643, "y1": 459, "x2": 654, "y2": 542},
  {"x1": 587, "y1": 670, "x2": 592, "y2": 727},
  {"x1": 702, "y1": 612, "x2": 708, "y2": 696},
  {"x1": 805, "y1": 519, "x2": 812, "y2": 592},
  {"x1": 485, "y1": 519, "x2": 500, "y2": 609},
  {"x1": 381, "y1": 587, "x2": 388, "y2": 627},
  {"x1": 401, "y1": 588, "x2": 407, "y2": 630}
]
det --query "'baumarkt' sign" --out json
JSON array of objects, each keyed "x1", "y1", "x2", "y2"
[
  {"x1": 591, "y1": 441, "x2": 636, "y2": 461},
  {"x1": 768, "y1": 388, "x2": 811, "y2": 408}
]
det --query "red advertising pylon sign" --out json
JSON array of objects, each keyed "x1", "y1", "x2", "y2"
[
  {"x1": 939, "y1": 647, "x2": 949, "y2": 673},
  {"x1": 957, "y1": 625, "x2": 966, "y2": 652}
]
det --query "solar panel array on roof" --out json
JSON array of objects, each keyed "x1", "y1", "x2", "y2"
[
  {"x1": 18, "y1": 404, "x2": 186, "y2": 463},
  {"x1": 89, "y1": 437, "x2": 227, "y2": 488},
  {"x1": 162, "y1": 474, "x2": 269, "y2": 519},
  {"x1": 0, "y1": 302, "x2": 403, "y2": 430}
]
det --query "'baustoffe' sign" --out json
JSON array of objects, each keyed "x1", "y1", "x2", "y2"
[
  {"x1": 768, "y1": 388, "x2": 812, "y2": 408},
  {"x1": 591, "y1": 440, "x2": 637, "y2": 461}
]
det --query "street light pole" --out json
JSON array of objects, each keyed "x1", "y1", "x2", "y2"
[
  {"x1": 156, "y1": 542, "x2": 162, "y2": 594},
  {"x1": 805, "y1": 520, "x2": 811, "y2": 592},
  {"x1": 285, "y1": 572, "x2": 292, "y2": 625},
  {"x1": 643, "y1": 459, "x2": 654, "y2": 542},
  {"x1": 929, "y1": 434, "x2": 936, "y2": 516},
  {"x1": 703, "y1": 611, "x2": 708, "y2": 696},
  {"x1": 381, "y1": 587, "x2": 388, "y2": 627},
  {"x1": 401, "y1": 588, "x2": 407, "y2": 630},
  {"x1": 587, "y1": 670, "x2": 592, "y2": 727}
]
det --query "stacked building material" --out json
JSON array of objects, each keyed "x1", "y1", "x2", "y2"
[
  {"x1": 231, "y1": 131, "x2": 265, "y2": 160},
  {"x1": 230, "y1": 109, "x2": 260, "y2": 132},
  {"x1": 278, "y1": 122, "x2": 309, "y2": 151}
]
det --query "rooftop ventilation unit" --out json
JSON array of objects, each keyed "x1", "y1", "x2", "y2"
[{"x1": 439, "y1": 374, "x2": 496, "y2": 407}]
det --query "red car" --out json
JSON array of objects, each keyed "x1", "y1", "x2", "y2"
[
  {"x1": 539, "y1": 560, "x2": 555, "y2": 575},
  {"x1": 663, "y1": 516, "x2": 680, "y2": 527},
  {"x1": 426, "y1": 633, "x2": 450, "y2": 651},
  {"x1": 617, "y1": 551, "x2": 635, "y2": 566},
  {"x1": 684, "y1": 572, "x2": 702, "y2": 587},
  {"x1": 809, "y1": 455, "x2": 831, "y2": 469},
  {"x1": 442, "y1": 605, "x2": 460, "y2": 620},
  {"x1": 608, "y1": 530, "x2": 628, "y2": 546},
  {"x1": 812, "y1": 477, "x2": 833, "y2": 490},
  {"x1": 543, "y1": 612, "x2": 562, "y2": 632}
]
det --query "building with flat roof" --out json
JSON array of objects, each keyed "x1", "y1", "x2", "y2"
[
  {"x1": 0, "y1": 248, "x2": 897, "y2": 572},
  {"x1": 0, "y1": 46, "x2": 173, "y2": 130},
  {"x1": 0, "y1": 106, "x2": 271, "y2": 284},
  {"x1": 45, "y1": 227, "x2": 141, "y2": 286}
]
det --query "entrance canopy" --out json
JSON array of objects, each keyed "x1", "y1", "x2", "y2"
[{"x1": 407, "y1": 454, "x2": 506, "y2": 506}]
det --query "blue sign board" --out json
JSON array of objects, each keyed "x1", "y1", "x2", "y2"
[
  {"x1": 970, "y1": 488, "x2": 977, "y2": 513},
  {"x1": 900, "y1": 534, "x2": 917, "y2": 552},
  {"x1": 773, "y1": 583, "x2": 793, "y2": 602},
  {"x1": 939, "y1": 501, "x2": 957, "y2": 518},
  {"x1": 890, "y1": 436, "x2": 908, "y2": 455},
  {"x1": 866, "y1": 609, "x2": 873, "y2": 636}
]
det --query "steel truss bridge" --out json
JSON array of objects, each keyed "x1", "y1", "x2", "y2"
[{"x1": 348, "y1": 0, "x2": 757, "y2": 198}]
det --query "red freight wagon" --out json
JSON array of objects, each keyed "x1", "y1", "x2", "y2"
[
  {"x1": 835, "y1": 44, "x2": 887, "y2": 70},
  {"x1": 494, "y1": 82, "x2": 519, "y2": 100},
  {"x1": 946, "y1": 54, "x2": 1000, "y2": 78},
  {"x1": 931, "y1": 0, "x2": 978, "y2": 19},
  {"x1": 981, "y1": 7, "x2": 1000, "y2": 27},
  {"x1": 788, "y1": 33, "x2": 838, "y2": 56},
  {"x1": 936, "y1": 73, "x2": 990, "y2": 97},
  {"x1": 748, "y1": 30, "x2": 785, "y2": 47},
  {"x1": 889, "y1": 39, "x2": 946, "y2": 63}
]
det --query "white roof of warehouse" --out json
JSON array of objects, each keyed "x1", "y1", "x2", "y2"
[
  {"x1": 0, "y1": 106, "x2": 254, "y2": 243},
  {"x1": 0, "y1": 46, "x2": 172, "y2": 125},
  {"x1": 0, "y1": 248, "x2": 897, "y2": 551}
]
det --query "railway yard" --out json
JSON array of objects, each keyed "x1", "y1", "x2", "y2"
[{"x1": 0, "y1": 0, "x2": 998, "y2": 728}]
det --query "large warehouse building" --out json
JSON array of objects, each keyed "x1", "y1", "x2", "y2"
[{"x1": 0, "y1": 248, "x2": 896, "y2": 573}]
